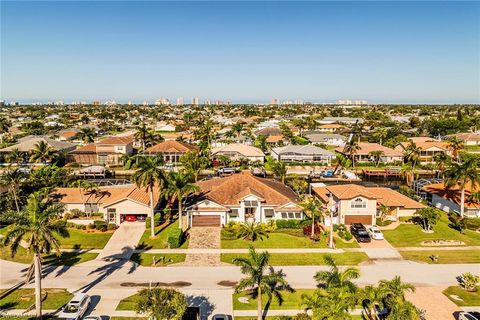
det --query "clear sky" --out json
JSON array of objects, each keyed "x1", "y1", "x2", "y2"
[{"x1": 1, "y1": 1, "x2": 479, "y2": 104}]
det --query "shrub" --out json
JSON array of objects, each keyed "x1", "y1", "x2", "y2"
[
  {"x1": 63, "y1": 213, "x2": 73, "y2": 220},
  {"x1": 343, "y1": 230, "x2": 353, "y2": 241},
  {"x1": 302, "y1": 224, "x2": 322, "y2": 236},
  {"x1": 146, "y1": 214, "x2": 162, "y2": 228},
  {"x1": 333, "y1": 224, "x2": 339, "y2": 232},
  {"x1": 464, "y1": 218, "x2": 480, "y2": 231},
  {"x1": 275, "y1": 219, "x2": 310, "y2": 229},
  {"x1": 97, "y1": 224, "x2": 107, "y2": 232},
  {"x1": 108, "y1": 223, "x2": 117, "y2": 230},
  {"x1": 221, "y1": 221, "x2": 241, "y2": 240},
  {"x1": 460, "y1": 272, "x2": 479, "y2": 292},
  {"x1": 376, "y1": 218, "x2": 393, "y2": 227},
  {"x1": 167, "y1": 228, "x2": 184, "y2": 249},
  {"x1": 70, "y1": 209, "x2": 85, "y2": 218}
]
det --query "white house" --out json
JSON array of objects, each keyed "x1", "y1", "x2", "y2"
[
  {"x1": 271, "y1": 145, "x2": 336, "y2": 164},
  {"x1": 211, "y1": 143, "x2": 265, "y2": 162}
]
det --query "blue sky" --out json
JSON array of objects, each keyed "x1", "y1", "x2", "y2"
[{"x1": 1, "y1": 1, "x2": 479, "y2": 104}]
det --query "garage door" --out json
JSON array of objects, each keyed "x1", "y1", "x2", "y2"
[
  {"x1": 344, "y1": 215, "x2": 373, "y2": 225},
  {"x1": 192, "y1": 215, "x2": 221, "y2": 227}
]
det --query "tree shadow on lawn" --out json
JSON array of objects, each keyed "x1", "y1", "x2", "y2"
[{"x1": 41, "y1": 245, "x2": 90, "y2": 278}]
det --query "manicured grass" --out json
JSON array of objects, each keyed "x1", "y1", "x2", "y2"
[
  {"x1": 443, "y1": 286, "x2": 480, "y2": 306},
  {"x1": 116, "y1": 293, "x2": 140, "y2": 311},
  {"x1": 131, "y1": 252, "x2": 185, "y2": 266},
  {"x1": 383, "y1": 214, "x2": 480, "y2": 247},
  {"x1": 221, "y1": 252, "x2": 369, "y2": 266},
  {"x1": 58, "y1": 228, "x2": 113, "y2": 249},
  {"x1": 235, "y1": 317, "x2": 363, "y2": 320},
  {"x1": 137, "y1": 222, "x2": 189, "y2": 249},
  {"x1": 233, "y1": 289, "x2": 315, "y2": 310},
  {"x1": 400, "y1": 250, "x2": 480, "y2": 264},
  {"x1": 0, "y1": 288, "x2": 72, "y2": 310},
  {"x1": 0, "y1": 244, "x2": 97, "y2": 265}
]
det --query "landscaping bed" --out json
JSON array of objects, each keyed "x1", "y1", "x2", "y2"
[
  {"x1": 399, "y1": 250, "x2": 480, "y2": 264},
  {"x1": 0, "y1": 288, "x2": 72, "y2": 310},
  {"x1": 221, "y1": 252, "x2": 369, "y2": 266},
  {"x1": 443, "y1": 286, "x2": 480, "y2": 306}
]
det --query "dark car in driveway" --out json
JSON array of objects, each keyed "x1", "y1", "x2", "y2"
[{"x1": 350, "y1": 223, "x2": 371, "y2": 243}]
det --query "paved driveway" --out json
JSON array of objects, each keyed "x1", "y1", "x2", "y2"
[
  {"x1": 406, "y1": 286, "x2": 459, "y2": 320},
  {"x1": 95, "y1": 221, "x2": 146, "y2": 262},
  {"x1": 358, "y1": 238, "x2": 403, "y2": 261}
]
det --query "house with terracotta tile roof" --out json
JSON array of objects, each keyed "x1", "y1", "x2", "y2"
[
  {"x1": 335, "y1": 142, "x2": 403, "y2": 164},
  {"x1": 312, "y1": 184, "x2": 424, "y2": 225},
  {"x1": 186, "y1": 172, "x2": 302, "y2": 227},
  {"x1": 449, "y1": 132, "x2": 480, "y2": 146},
  {"x1": 422, "y1": 182, "x2": 480, "y2": 217},
  {"x1": 143, "y1": 140, "x2": 197, "y2": 165},
  {"x1": 51, "y1": 184, "x2": 161, "y2": 225},
  {"x1": 395, "y1": 138, "x2": 452, "y2": 163},
  {"x1": 68, "y1": 136, "x2": 133, "y2": 166}
]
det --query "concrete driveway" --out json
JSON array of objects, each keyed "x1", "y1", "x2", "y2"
[{"x1": 95, "y1": 221, "x2": 145, "y2": 262}]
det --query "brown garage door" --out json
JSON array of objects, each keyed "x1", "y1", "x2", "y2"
[
  {"x1": 344, "y1": 215, "x2": 373, "y2": 225},
  {"x1": 192, "y1": 215, "x2": 221, "y2": 227}
]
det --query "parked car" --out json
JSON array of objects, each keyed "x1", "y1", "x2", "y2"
[
  {"x1": 350, "y1": 223, "x2": 371, "y2": 243},
  {"x1": 136, "y1": 215, "x2": 146, "y2": 222},
  {"x1": 212, "y1": 315, "x2": 232, "y2": 320},
  {"x1": 84, "y1": 316, "x2": 102, "y2": 320},
  {"x1": 368, "y1": 226, "x2": 384, "y2": 240},
  {"x1": 125, "y1": 215, "x2": 137, "y2": 222},
  {"x1": 459, "y1": 312, "x2": 480, "y2": 320},
  {"x1": 58, "y1": 293, "x2": 91, "y2": 320}
]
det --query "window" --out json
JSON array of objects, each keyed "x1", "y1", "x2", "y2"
[
  {"x1": 230, "y1": 209, "x2": 239, "y2": 217},
  {"x1": 85, "y1": 203, "x2": 99, "y2": 213},
  {"x1": 351, "y1": 198, "x2": 367, "y2": 209},
  {"x1": 281, "y1": 212, "x2": 288, "y2": 219},
  {"x1": 264, "y1": 209, "x2": 274, "y2": 218},
  {"x1": 244, "y1": 200, "x2": 258, "y2": 207},
  {"x1": 288, "y1": 212, "x2": 294, "y2": 219},
  {"x1": 245, "y1": 207, "x2": 256, "y2": 216},
  {"x1": 295, "y1": 212, "x2": 302, "y2": 219},
  {"x1": 98, "y1": 154, "x2": 108, "y2": 164}
]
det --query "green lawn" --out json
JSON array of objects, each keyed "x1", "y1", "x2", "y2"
[
  {"x1": 58, "y1": 228, "x2": 113, "y2": 249},
  {"x1": 233, "y1": 289, "x2": 315, "y2": 310},
  {"x1": 0, "y1": 245, "x2": 34, "y2": 264},
  {"x1": 383, "y1": 214, "x2": 480, "y2": 247},
  {"x1": 0, "y1": 288, "x2": 72, "y2": 310},
  {"x1": 221, "y1": 252, "x2": 369, "y2": 266},
  {"x1": 116, "y1": 293, "x2": 140, "y2": 310},
  {"x1": 400, "y1": 250, "x2": 480, "y2": 264},
  {"x1": 443, "y1": 286, "x2": 480, "y2": 306},
  {"x1": 130, "y1": 252, "x2": 185, "y2": 266},
  {"x1": 137, "y1": 222, "x2": 189, "y2": 249},
  {"x1": 221, "y1": 231, "x2": 358, "y2": 249}
]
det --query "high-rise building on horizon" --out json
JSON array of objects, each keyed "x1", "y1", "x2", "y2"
[
  {"x1": 155, "y1": 97, "x2": 170, "y2": 106},
  {"x1": 270, "y1": 98, "x2": 279, "y2": 105},
  {"x1": 176, "y1": 97, "x2": 184, "y2": 106},
  {"x1": 192, "y1": 97, "x2": 199, "y2": 105}
]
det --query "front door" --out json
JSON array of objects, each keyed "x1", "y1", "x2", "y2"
[{"x1": 107, "y1": 208, "x2": 116, "y2": 223}]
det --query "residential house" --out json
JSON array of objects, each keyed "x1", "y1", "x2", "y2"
[
  {"x1": 211, "y1": 143, "x2": 265, "y2": 162},
  {"x1": 271, "y1": 145, "x2": 336, "y2": 164},
  {"x1": 186, "y1": 172, "x2": 303, "y2": 227},
  {"x1": 316, "y1": 124, "x2": 347, "y2": 133},
  {"x1": 68, "y1": 136, "x2": 133, "y2": 166},
  {"x1": 335, "y1": 142, "x2": 403, "y2": 164},
  {"x1": 51, "y1": 184, "x2": 160, "y2": 225},
  {"x1": 422, "y1": 182, "x2": 480, "y2": 217},
  {"x1": 143, "y1": 140, "x2": 197, "y2": 164},
  {"x1": 0, "y1": 135, "x2": 76, "y2": 156},
  {"x1": 57, "y1": 129, "x2": 80, "y2": 142},
  {"x1": 449, "y1": 132, "x2": 480, "y2": 146},
  {"x1": 317, "y1": 117, "x2": 364, "y2": 125},
  {"x1": 312, "y1": 184, "x2": 424, "y2": 225},
  {"x1": 155, "y1": 122, "x2": 176, "y2": 132},
  {"x1": 303, "y1": 132, "x2": 347, "y2": 147},
  {"x1": 395, "y1": 138, "x2": 451, "y2": 163}
]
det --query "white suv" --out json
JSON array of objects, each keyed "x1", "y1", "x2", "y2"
[{"x1": 58, "y1": 293, "x2": 91, "y2": 320}]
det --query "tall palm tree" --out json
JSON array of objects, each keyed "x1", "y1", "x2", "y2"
[
  {"x1": 135, "y1": 123, "x2": 150, "y2": 151},
  {"x1": 372, "y1": 127, "x2": 388, "y2": 146},
  {"x1": 132, "y1": 155, "x2": 166, "y2": 237},
  {"x1": 180, "y1": 150, "x2": 209, "y2": 182},
  {"x1": 2, "y1": 191, "x2": 68, "y2": 319},
  {"x1": 404, "y1": 141, "x2": 421, "y2": 169},
  {"x1": 6, "y1": 148, "x2": 25, "y2": 166},
  {"x1": 299, "y1": 196, "x2": 323, "y2": 237},
  {"x1": 78, "y1": 127, "x2": 96, "y2": 144},
  {"x1": 445, "y1": 159, "x2": 480, "y2": 217},
  {"x1": 0, "y1": 116, "x2": 11, "y2": 145},
  {"x1": 271, "y1": 160, "x2": 287, "y2": 184},
  {"x1": 446, "y1": 137, "x2": 464, "y2": 163},
  {"x1": 231, "y1": 123, "x2": 244, "y2": 143},
  {"x1": 314, "y1": 255, "x2": 360, "y2": 294},
  {"x1": 29, "y1": 141, "x2": 57, "y2": 164},
  {"x1": 233, "y1": 246, "x2": 292, "y2": 320},
  {"x1": 368, "y1": 150, "x2": 384, "y2": 167},
  {"x1": 0, "y1": 168, "x2": 25, "y2": 212},
  {"x1": 344, "y1": 140, "x2": 360, "y2": 168},
  {"x1": 163, "y1": 171, "x2": 199, "y2": 229},
  {"x1": 433, "y1": 152, "x2": 451, "y2": 178}
]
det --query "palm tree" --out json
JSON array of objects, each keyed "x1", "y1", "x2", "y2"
[
  {"x1": 360, "y1": 285, "x2": 384, "y2": 320},
  {"x1": 446, "y1": 137, "x2": 464, "y2": 163},
  {"x1": 180, "y1": 150, "x2": 209, "y2": 182},
  {"x1": 6, "y1": 148, "x2": 25, "y2": 166},
  {"x1": 433, "y1": 152, "x2": 451, "y2": 178},
  {"x1": 302, "y1": 287, "x2": 355, "y2": 320},
  {"x1": 0, "y1": 116, "x2": 11, "y2": 145},
  {"x1": 368, "y1": 150, "x2": 384, "y2": 167},
  {"x1": 445, "y1": 159, "x2": 480, "y2": 217},
  {"x1": 1, "y1": 168, "x2": 27, "y2": 213},
  {"x1": 231, "y1": 123, "x2": 244, "y2": 143},
  {"x1": 233, "y1": 246, "x2": 292, "y2": 320},
  {"x1": 29, "y1": 141, "x2": 57, "y2": 164},
  {"x1": 2, "y1": 191, "x2": 68, "y2": 319},
  {"x1": 387, "y1": 300, "x2": 421, "y2": 320},
  {"x1": 378, "y1": 204, "x2": 392, "y2": 222},
  {"x1": 401, "y1": 163, "x2": 416, "y2": 187},
  {"x1": 121, "y1": 154, "x2": 138, "y2": 170},
  {"x1": 163, "y1": 171, "x2": 199, "y2": 229},
  {"x1": 314, "y1": 255, "x2": 360, "y2": 294},
  {"x1": 132, "y1": 155, "x2": 166, "y2": 237},
  {"x1": 299, "y1": 196, "x2": 323, "y2": 237},
  {"x1": 378, "y1": 276, "x2": 415, "y2": 308},
  {"x1": 271, "y1": 160, "x2": 288, "y2": 184},
  {"x1": 404, "y1": 142, "x2": 421, "y2": 169},
  {"x1": 372, "y1": 127, "x2": 388, "y2": 146},
  {"x1": 236, "y1": 221, "x2": 269, "y2": 242},
  {"x1": 135, "y1": 123, "x2": 150, "y2": 151},
  {"x1": 344, "y1": 140, "x2": 360, "y2": 168},
  {"x1": 78, "y1": 127, "x2": 96, "y2": 144}
]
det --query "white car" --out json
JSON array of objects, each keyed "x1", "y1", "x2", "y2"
[
  {"x1": 368, "y1": 226, "x2": 384, "y2": 240},
  {"x1": 58, "y1": 293, "x2": 91, "y2": 320},
  {"x1": 459, "y1": 312, "x2": 480, "y2": 320},
  {"x1": 84, "y1": 316, "x2": 102, "y2": 320}
]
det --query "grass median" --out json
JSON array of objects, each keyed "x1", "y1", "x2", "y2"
[
  {"x1": 221, "y1": 252, "x2": 369, "y2": 266},
  {"x1": 443, "y1": 286, "x2": 480, "y2": 306},
  {"x1": 399, "y1": 250, "x2": 480, "y2": 264},
  {"x1": 0, "y1": 288, "x2": 72, "y2": 310},
  {"x1": 130, "y1": 252, "x2": 185, "y2": 266}
]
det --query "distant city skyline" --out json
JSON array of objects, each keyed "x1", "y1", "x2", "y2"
[{"x1": 1, "y1": 1, "x2": 479, "y2": 104}]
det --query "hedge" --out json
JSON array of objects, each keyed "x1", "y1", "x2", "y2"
[
  {"x1": 167, "y1": 228, "x2": 184, "y2": 249},
  {"x1": 275, "y1": 219, "x2": 311, "y2": 229},
  {"x1": 146, "y1": 214, "x2": 163, "y2": 228}
]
